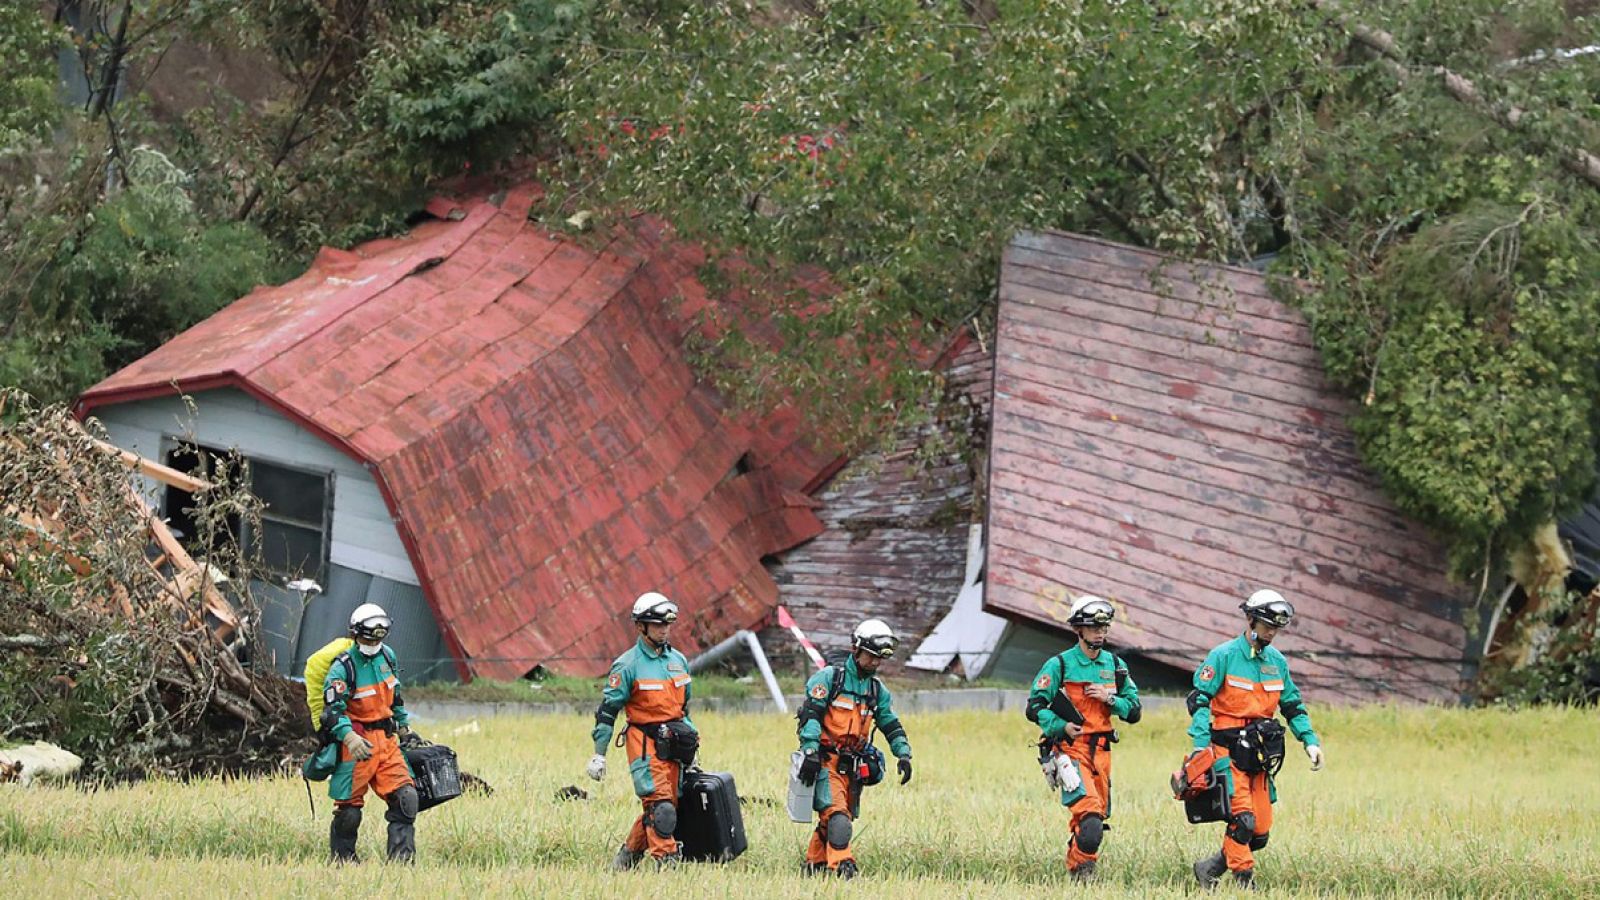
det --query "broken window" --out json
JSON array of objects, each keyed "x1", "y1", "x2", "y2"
[{"x1": 162, "y1": 443, "x2": 331, "y2": 582}]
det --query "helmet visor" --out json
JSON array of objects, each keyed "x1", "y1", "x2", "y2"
[
  {"x1": 1248, "y1": 602, "x2": 1294, "y2": 628},
  {"x1": 858, "y1": 635, "x2": 897, "y2": 658},
  {"x1": 1072, "y1": 602, "x2": 1115, "y2": 627},
  {"x1": 635, "y1": 603, "x2": 678, "y2": 624},
  {"x1": 352, "y1": 617, "x2": 391, "y2": 640}
]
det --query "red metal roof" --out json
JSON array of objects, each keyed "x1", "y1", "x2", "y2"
[
  {"x1": 986, "y1": 230, "x2": 1468, "y2": 703},
  {"x1": 78, "y1": 185, "x2": 834, "y2": 679}
]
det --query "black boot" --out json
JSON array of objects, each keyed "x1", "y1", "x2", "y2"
[
  {"x1": 1070, "y1": 859, "x2": 1097, "y2": 882},
  {"x1": 1193, "y1": 851, "x2": 1226, "y2": 890},
  {"x1": 384, "y1": 785, "x2": 418, "y2": 863},
  {"x1": 612, "y1": 845, "x2": 645, "y2": 872},
  {"x1": 835, "y1": 859, "x2": 859, "y2": 880},
  {"x1": 330, "y1": 806, "x2": 362, "y2": 864},
  {"x1": 802, "y1": 861, "x2": 826, "y2": 876},
  {"x1": 1234, "y1": 869, "x2": 1256, "y2": 891}
]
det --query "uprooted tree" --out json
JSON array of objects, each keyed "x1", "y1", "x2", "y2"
[{"x1": 0, "y1": 390, "x2": 311, "y2": 778}]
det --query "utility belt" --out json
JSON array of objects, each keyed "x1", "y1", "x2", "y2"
[
  {"x1": 350, "y1": 717, "x2": 397, "y2": 738},
  {"x1": 826, "y1": 742, "x2": 887, "y2": 788},
  {"x1": 1212, "y1": 718, "x2": 1286, "y2": 776},
  {"x1": 628, "y1": 718, "x2": 699, "y2": 764}
]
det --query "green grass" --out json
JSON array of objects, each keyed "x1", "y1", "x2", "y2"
[{"x1": 2, "y1": 705, "x2": 1598, "y2": 897}]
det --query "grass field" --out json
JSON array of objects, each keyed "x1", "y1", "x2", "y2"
[{"x1": 2, "y1": 705, "x2": 1598, "y2": 898}]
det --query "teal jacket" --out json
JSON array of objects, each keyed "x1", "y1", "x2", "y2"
[
  {"x1": 1027, "y1": 644, "x2": 1140, "y2": 740},
  {"x1": 796, "y1": 656, "x2": 912, "y2": 760},
  {"x1": 592, "y1": 638, "x2": 696, "y2": 754},
  {"x1": 1187, "y1": 633, "x2": 1319, "y2": 750},
  {"x1": 321, "y1": 644, "x2": 410, "y2": 742}
]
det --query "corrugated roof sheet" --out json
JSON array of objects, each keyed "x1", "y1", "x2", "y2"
[
  {"x1": 78, "y1": 186, "x2": 834, "y2": 679},
  {"x1": 986, "y1": 230, "x2": 1469, "y2": 702}
]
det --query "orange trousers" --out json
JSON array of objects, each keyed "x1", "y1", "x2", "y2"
[
  {"x1": 1222, "y1": 760, "x2": 1274, "y2": 873},
  {"x1": 1061, "y1": 737, "x2": 1112, "y2": 872},
  {"x1": 622, "y1": 729, "x2": 682, "y2": 859},
  {"x1": 805, "y1": 758, "x2": 858, "y2": 869},
  {"x1": 333, "y1": 729, "x2": 412, "y2": 809}
]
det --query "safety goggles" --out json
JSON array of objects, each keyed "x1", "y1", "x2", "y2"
[{"x1": 353, "y1": 619, "x2": 391, "y2": 640}]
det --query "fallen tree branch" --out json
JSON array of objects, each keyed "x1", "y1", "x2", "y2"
[{"x1": 1315, "y1": 0, "x2": 1600, "y2": 189}]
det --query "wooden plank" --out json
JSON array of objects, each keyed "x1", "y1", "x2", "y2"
[
  {"x1": 1009, "y1": 231, "x2": 1291, "y2": 309},
  {"x1": 990, "y1": 409, "x2": 1440, "y2": 561},
  {"x1": 989, "y1": 463, "x2": 1460, "y2": 622},
  {"x1": 999, "y1": 299, "x2": 1342, "y2": 411},
  {"x1": 988, "y1": 425, "x2": 1447, "y2": 584},
  {"x1": 1000, "y1": 267, "x2": 1318, "y2": 357},
  {"x1": 988, "y1": 491, "x2": 1463, "y2": 655}
]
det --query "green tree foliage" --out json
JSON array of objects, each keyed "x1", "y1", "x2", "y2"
[
  {"x1": 556, "y1": 0, "x2": 1600, "y2": 580},
  {"x1": 0, "y1": 1, "x2": 589, "y2": 403},
  {"x1": 0, "y1": 6, "x2": 63, "y2": 153}
]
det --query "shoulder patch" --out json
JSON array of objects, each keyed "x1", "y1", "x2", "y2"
[
  {"x1": 809, "y1": 683, "x2": 828, "y2": 699},
  {"x1": 1198, "y1": 665, "x2": 1215, "y2": 682},
  {"x1": 607, "y1": 672, "x2": 622, "y2": 689},
  {"x1": 1035, "y1": 673, "x2": 1053, "y2": 690}
]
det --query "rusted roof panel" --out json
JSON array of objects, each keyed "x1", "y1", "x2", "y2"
[
  {"x1": 986, "y1": 230, "x2": 1468, "y2": 702},
  {"x1": 78, "y1": 186, "x2": 834, "y2": 678}
]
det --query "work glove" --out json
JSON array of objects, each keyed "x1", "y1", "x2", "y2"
[
  {"x1": 797, "y1": 750, "x2": 821, "y2": 787},
  {"x1": 897, "y1": 756, "x2": 913, "y2": 785},
  {"x1": 342, "y1": 731, "x2": 373, "y2": 761},
  {"x1": 1305, "y1": 744, "x2": 1324, "y2": 771},
  {"x1": 586, "y1": 753, "x2": 608, "y2": 782},
  {"x1": 398, "y1": 727, "x2": 425, "y2": 749}
]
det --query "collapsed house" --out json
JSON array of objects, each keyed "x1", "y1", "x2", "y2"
[
  {"x1": 769, "y1": 231, "x2": 1472, "y2": 702},
  {"x1": 76, "y1": 186, "x2": 836, "y2": 682},
  {"x1": 76, "y1": 192, "x2": 1476, "y2": 699}
]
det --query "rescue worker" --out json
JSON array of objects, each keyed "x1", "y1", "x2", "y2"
[
  {"x1": 1188, "y1": 589, "x2": 1325, "y2": 890},
  {"x1": 586, "y1": 592, "x2": 698, "y2": 870},
  {"x1": 1025, "y1": 595, "x2": 1141, "y2": 882},
  {"x1": 314, "y1": 603, "x2": 421, "y2": 864},
  {"x1": 794, "y1": 618, "x2": 913, "y2": 880}
]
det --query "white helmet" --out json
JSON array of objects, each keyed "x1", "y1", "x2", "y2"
[
  {"x1": 851, "y1": 618, "x2": 898, "y2": 658},
  {"x1": 1067, "y1": 595, "x2": 1115, "y2": 628},
  {"x1": 631, "y1": 591, "x2": 679, "y2": 624},
  {"x1": 349, "y1": 603, "x2": 391, "y2": 640},
  {"x1": 1241, "y1": 589, "x2": 1294, "y2": 627}
]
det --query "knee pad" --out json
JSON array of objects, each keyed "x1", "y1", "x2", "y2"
[
  {"x1": 650, "y1": 801, "x2": 677, "y2": 838},
  {"x1": 332, "y1": 805, "x2": 362, "y2": 835},
  {"x1": 826, "y1": 813, "x2": 853, "y2": 850},
  {"x1": 1075, "y1": 815, "x2": 1104, "y2": 855},
  {"x1": 1249, "y1": 832, "x2": 1269, "y2": 851},
  {"x1": 1226, "y1": 812, "x2": 1257, "y2": 845},
  {"x1": 385, "y1": 785, "x2": 419, "y2": 823}
]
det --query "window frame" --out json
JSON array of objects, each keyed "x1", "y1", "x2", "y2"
[{"x1": 160, "y1": 438, "x2": 335, "y2": 583}]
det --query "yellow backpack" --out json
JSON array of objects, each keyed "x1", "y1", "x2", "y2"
[{"x1": 304, "y1": 637, "x2": 356, "y2": 728}]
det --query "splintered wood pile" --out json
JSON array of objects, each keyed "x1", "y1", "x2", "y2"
[{"x1": 1, "y1": 391, "x2": 311, "y2": 778}]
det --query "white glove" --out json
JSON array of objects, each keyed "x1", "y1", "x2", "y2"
[
  {"x1": 1306, "y1": 744, "x2": 1324, "y2": 771},
  {"x1": 342, "y1": 731, "x2": 373, "y2": 761},
  {"x1": 586, "y1": 753, "x2": 607, "y2": 781}
]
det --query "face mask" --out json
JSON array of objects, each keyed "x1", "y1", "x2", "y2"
[{"x1": 357, "y1": 642, "x2": 383, "y2": 657}]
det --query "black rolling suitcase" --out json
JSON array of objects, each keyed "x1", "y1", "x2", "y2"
[
  {"x1": 677, "y1": 770, "x2": 747, "y2": 862},
  {"x1": 405, "y1": 742, "x2": 463, "y2": 812}
]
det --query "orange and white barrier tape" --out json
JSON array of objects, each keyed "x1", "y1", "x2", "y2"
[{"x1": 776, "y1": 605, "x2": 827, "y2": 670}]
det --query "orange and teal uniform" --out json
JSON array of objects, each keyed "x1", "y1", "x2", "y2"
[
  {"x1": 1188, "y1": 633, "x2": 1320, "y2": 874},
  {"x1": 1028, "y1": 646, "x2": 1140, "y2": 871},
  {"x1": 321, "y1": 641, "x2": 414, "y2": 807},
  {"x1": 592, "y1": 637, "x2": 696, "y2": 860},
  {"x1": 796, "y1": 656, "x2": 911, "y2": 872}
]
